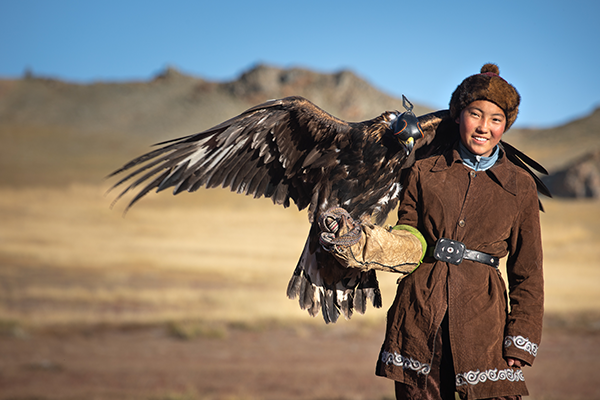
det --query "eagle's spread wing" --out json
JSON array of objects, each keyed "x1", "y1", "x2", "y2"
[
  {"x1": 109, "y1": 96, "x2": 404, "y2": 224},
  {"x1": 109, "y1": 96, "x2": 419, "y2": 323}
]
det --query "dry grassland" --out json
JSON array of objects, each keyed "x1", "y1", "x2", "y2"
[
  {"x1": 0, "y1": 183, "x2": 598, "y2": 333},
  {"x1": 0, "y1": 184, "x2": 389, "y2": 332}
]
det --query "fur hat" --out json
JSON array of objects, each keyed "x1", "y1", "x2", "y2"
[{"x1": 449, "y1": 63, "x2": 520, "y2": 131}]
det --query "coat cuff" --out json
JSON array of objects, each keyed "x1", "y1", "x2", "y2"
[{"x1": 503, "y1": 335, "x2": 539, "y2": 366}]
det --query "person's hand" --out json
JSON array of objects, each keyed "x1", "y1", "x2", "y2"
[{"x1": 506, "y1": 357, "x2": 524, "y2": 368}]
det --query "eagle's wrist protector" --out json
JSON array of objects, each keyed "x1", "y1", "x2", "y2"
[{"x1": 318, "y1": 208, "x2": 425, "y2": 274}]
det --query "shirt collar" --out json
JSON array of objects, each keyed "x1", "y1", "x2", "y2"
[{"x1": 458, "y1": 141, "x2": 499, "y2": 171}]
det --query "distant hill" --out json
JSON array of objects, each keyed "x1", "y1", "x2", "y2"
[
  {"x1": 0, "y1": 64, "x2": 598, "y2": 194},
  {"x1": 0, "y1": 64, "x2": 430, "y2": 139}
]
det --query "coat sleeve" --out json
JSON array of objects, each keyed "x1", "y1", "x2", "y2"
[
  {"x1": 503, "y1": 175, "x2": 544, "y2": 366},
  {"x1": 396, "y1": 164, "x2": 422, "y2": 230}
]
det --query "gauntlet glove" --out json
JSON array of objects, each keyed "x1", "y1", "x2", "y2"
[{"x1": 318, "y1": 207, "x2": 426, "y2": 274}]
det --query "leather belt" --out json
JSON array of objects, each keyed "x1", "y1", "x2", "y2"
[{"x1": 428, "y1": 238, "x2": 499, "y2": 269}]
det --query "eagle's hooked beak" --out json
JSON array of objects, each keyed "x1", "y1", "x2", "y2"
[
  {"x1": 392, "y1": 112, "x2": 423, "y2": 156},
  {"x1": 400, "y1": 136, "x2": 415, "y2": 155}
]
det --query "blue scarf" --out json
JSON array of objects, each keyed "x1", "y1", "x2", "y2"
[{"x1": 458, "y1": 141, "x2": 499, "y2": 171}]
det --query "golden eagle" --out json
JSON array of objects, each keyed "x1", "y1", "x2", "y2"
[{"x1": 109, "y1": 96, "x2": 549, "y2": 323}]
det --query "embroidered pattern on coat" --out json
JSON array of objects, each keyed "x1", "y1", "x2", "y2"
[
  {"x1": 504, "y1": 335, "x2": 538, "y2": 357},
  {"x1": 456, "y1": 368, "x2": 525, "y2": 386},
  {"x1": 380, "y1": 350, "x2": 431, "y2": 375}
]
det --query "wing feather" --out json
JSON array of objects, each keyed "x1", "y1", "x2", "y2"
[
  {"x1": 501, "y1": 141, "x2": 552, "y2": 199},
  {"x1": 244, "y1": 164, "x2": 269, "y2": 197},
  {"x1": 124, "y1": 170, "x2": 172, "y2": 211},
  {"x1": 157, "y1": 161, "x2": 190, "y2": 192},
  {"x1": 501, "y1": 140, "x2": 549, "y2": 175},
  {"x1": 251, "y1": 172, "x2": 271, "y2": 199}
]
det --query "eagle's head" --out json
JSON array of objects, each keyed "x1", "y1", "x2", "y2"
[{"x1": 390, "y1": 98, "x2": 424, "y2": 156}]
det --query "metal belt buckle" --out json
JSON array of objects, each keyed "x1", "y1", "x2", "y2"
[{"x1": 433, "y1": 238, "x2": 465, "y2": 265}]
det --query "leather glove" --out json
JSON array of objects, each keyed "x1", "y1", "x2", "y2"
[{"x1": 318, "y1": 207, "x2": 426, "y2": 274}]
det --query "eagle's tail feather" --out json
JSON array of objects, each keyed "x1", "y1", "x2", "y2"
[
  {"x1": 354, "y1": 285, "x2": 367, "y2": 314},
  {"x1": 357, "y1": 270, "x2": 383, "y2": 310},
  {"x1": 285, "y1": 265, "x2": 303, "y2": 300},
  {"x1": 340, "y1": 288, "x2": 354, "y2": 320},
  {"x1": 287, "y1": 238, "x2": 323, "y2": 317},
  {"x1": 323, "y1": 286, "x2": 340, "y2": 323},
  {"x1": 287, "y1": 236, "x2": 383, "y2": 323}
]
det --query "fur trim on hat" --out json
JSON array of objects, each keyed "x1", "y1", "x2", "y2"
[{"x1": 449, "y1": 63, "x2": 520, "y2": 131}]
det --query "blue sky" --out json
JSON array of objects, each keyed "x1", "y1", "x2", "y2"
[{"x1": 1, "y1": 0, "x2": 599, "y2": 128}]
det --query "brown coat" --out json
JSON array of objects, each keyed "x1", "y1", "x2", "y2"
[{"x1": 375, "y1": 143, "x2": 544, "y2": 399}]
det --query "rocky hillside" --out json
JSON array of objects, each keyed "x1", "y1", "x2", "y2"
[{"x1": 542, "y1": 149, "x2": 600, "y2": 198}]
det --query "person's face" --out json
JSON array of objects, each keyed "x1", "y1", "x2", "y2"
[{"x1": 456, "y1": 100, "x2": 506, "y2": 157}]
